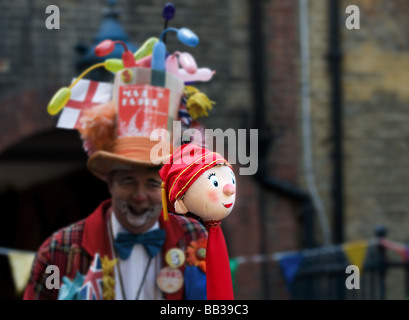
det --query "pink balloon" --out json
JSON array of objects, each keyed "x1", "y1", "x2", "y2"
[
  {"x1": 165, "y1": 52, "x2": 215, "y2": 82},
  {"x1": 178, "y1": 52, "x2": 197, "y2": 74},
  {"x1": 177, "y1": 68, "x2": 216, "y2": 82},
  {"x1": 165, "y1": 54, "x2": 179, "y2": 75},
  {"x1": 135, "y1": 54, "x2": 152, "y2": 68}
]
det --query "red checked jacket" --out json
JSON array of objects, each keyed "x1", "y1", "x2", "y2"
[{"x1": 23, "y1": 199, "x2": 207, "y2": 300}]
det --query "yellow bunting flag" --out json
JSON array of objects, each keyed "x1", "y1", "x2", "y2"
[
  {"x1": 343, "y1": 240, "x2": 368, "y2": 272},
  {"x1": 7, "y1": 251, "x2": 35, "y2": 296}
]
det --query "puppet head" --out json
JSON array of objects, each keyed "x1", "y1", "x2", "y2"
[{"x1": 159, "y1": 143, "x2": 236, "y2": 221}]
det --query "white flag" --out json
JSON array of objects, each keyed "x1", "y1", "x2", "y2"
[{"x1": 57, "y1": 79, "x2": 113, "y2": 129}]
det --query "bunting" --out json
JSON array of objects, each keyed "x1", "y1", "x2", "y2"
[
  {"x1": 229, "y1": 258, "x2": 239, "y2": 291},
  {"x1": 1, "y1": 234, "x2": 409, "y2": 297},
  {"x1": 277, "y1": 253, "x2": 304, "y2": 290},
  {"x1": 342, "y1": 240, "x2": 369, "y2": 272},
  {"x1": 7, "y1": 251, "x2": 35, "y2": 296}
]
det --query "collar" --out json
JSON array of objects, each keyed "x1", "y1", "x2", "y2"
[{"x1": 82, "y1": 199, "x2": 186, "y2": 261}]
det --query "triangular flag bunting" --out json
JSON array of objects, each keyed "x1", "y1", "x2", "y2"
[
  {"x1": 277, "y1": 252, "x2": 304, "y2": 290},
  {"x1": 7, "y1": 251, "x2": 35, "y2": 296},
  {"x1": 229, "y1": 258, "x2": 239, "y2": 292},
  {"x1": 379, "y1": 238, "x2": 407, "y2": 261},
  {"x1": 343, "y1": 240, "x2": 368, "y2": 271}
]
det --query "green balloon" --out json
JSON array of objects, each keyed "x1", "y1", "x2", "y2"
[
  {"x1": 134, "y1": 37, "x2": 158, "y2": 61},
  {"x1": 47, "y1": 87, "x2": 71, "y2": 115},
  {"x1": 104, "y1": 59, "x2": 124, "y2": 73}
]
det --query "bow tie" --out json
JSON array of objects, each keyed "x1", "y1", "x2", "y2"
[{"x1": 114, "y1": 229, "x2": 166, "y2": 260}]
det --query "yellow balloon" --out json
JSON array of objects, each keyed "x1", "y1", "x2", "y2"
[
  {"x1": 47, "y1": 87, "x2": 71, "y2": 115},
  {"x1": 104, "y1": 59, "x2": 124, "y2": 73},
  {"x1": 134, "y1": 37, "x2": 158, "y2": 61}
]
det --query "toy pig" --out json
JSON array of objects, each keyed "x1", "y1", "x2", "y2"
[{"x1": 159, "y1": 143, "x2": 236, "y2": 300}]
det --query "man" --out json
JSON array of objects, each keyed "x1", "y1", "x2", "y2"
[
  {"x1": 23, "y1": 146, "x2": 207, "y2": 300},
  {"x1": 23, "y1": 11, "x2": 217, "y2": 298},
  {"x1": 23, "y1": 67, "x2": 210, "y2": 300}
]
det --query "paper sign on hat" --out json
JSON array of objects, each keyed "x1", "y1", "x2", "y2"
[{"x1": 113, "y1": 67, "x2": 184, "y2": 139}]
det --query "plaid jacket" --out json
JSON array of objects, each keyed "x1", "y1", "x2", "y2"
[{"x1": 23, "y1": 199, "x2": 208, "y2": 300}]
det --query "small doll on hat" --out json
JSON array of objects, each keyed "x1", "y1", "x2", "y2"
[{"x1": 159, "y1": 142, "x2": 236, "y2": 300}]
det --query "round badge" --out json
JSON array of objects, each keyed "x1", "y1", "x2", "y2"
[
  {"x1": 165, "y1": 248, "x2": 185, "y2": 268},
  {"x1": 121, "y1": 69, "x2": 133, "y2": 83},
  {"x1": 196, "y1": 247, "x2": 206, "y2": 260},
  {"x1": 156, "y1": 267, "x2": 184, "y2": 294}
]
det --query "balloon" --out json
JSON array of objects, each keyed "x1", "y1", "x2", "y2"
[
  {"x1": 177, "y1": 68, "x2": 216, "y2": 82},
  {"x1": 178, "y1": 52, "x2": 197, "y2": 74},
  {"x1": 165, "y1": 54, "x2": 180, "y2": 75},
  {"x1": 152, "y1": 41, "x2": 167, "y2": 71},
  {"x1": 135, "y1": 55, "x2": 152, "y2": 68},
  {"x1": 162, "y1": 3, "x2": 175, "y2": 20},
  {"x1": 94, "y1": 40, "x2": 115, "y2": 57},
  {"x1": 47, "y1": 87, "x2": 71, "y2": 115},
  {"x1": 177, "y1": 28, "x2": 199, "y2": 47},
  {"x1": 165, "y1": 52, "x2": 215, "y2": 82},
  {"x1": 122, "y1": 51, "x2": 137, "y2": 68},
  {"x1": 104, "y1": 59, "x2": 124, "y2": 73},
  {"x1": 134, "y1": 37, "x2": 158, "y2": 61}
]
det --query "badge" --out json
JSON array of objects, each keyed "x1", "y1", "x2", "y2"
[
  {"x1": 156, "y1": 266, "x2": 184, "y2": 294},
  {"x1": 121, "y1": 69, "x2": 133, "y2": 83},
  {"x1": 165, "y1": 248, "x2": 185, "y2": 268}
]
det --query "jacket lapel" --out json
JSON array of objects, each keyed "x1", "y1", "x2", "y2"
[{"x1": 82, "y1": 199, "x2": 113, "y2": 259}]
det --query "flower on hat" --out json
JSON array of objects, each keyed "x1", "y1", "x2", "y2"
[
  {"x1": 184, "y1": 85, "x2": 215, "y2": 120},
  {"x1": 185, "y1": 238, "x2": 207, "y2": 273}
]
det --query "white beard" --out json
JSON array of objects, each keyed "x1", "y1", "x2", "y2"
[{"x1": 118, "y1": 200, "x2": 162, "y2": 228}]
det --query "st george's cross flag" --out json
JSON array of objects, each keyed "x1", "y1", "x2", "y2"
[
  {"x1": 56, "y1": 79, "x2": 112, "y2": 129},
  {"x1": 79, "y1": 253, "x2": 104, "y2": 300}
]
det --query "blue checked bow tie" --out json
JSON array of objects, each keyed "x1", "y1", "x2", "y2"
[{"x1": 114, "y1": 229, "x2": 166, "y2": 260}]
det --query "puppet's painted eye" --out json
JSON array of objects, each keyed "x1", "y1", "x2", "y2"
[
  {"x1": 209, "y1": 175, "x2": 219, "y2": 187},
  {"x1": 230, "y1": 171, "x2": 236, "y2": 185}
]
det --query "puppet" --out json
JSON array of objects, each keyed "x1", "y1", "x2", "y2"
[{"x1": 159, "y1": 143, "x2": 236, "y2": 300}]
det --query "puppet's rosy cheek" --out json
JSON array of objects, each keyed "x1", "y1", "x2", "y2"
[{"x1": 207, "y1": 190, "x2": 219, "y2": 203}]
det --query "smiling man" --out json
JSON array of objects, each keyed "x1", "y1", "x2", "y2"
[
  {"x1": 23, "y1": 95, "x2": 209, "y2": 300},
  {"x1": 23, "y1": 5, "x2": 219, "y2": 300},
  {"x1": 23, "y1": 136, "x2": 208, "y2": 300}
]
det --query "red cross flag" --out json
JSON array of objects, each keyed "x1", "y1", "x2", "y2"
[{"x1": 56, "y1": 79, "x2": 112, "y2": 129}]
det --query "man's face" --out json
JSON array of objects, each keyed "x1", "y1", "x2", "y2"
[{"x1": 107, "y1": 167, "x2": 163, "y2": 234}]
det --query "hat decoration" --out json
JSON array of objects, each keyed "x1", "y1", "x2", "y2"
[{"x1": 45, "y1": 3, "x2": 216, "y2": 182}]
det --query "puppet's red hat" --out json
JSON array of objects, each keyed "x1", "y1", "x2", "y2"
[{"x1": 159, "y1": 143, "x2": 230, "y2": 215}]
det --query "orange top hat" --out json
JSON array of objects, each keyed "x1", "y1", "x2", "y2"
[{"x1": 46, "y1": 5, "x2": 216, "y2": 181}]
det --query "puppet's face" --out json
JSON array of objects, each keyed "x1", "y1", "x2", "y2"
[{"x1": 177, "y1": 164, "x2": 236, "y2": 221}]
